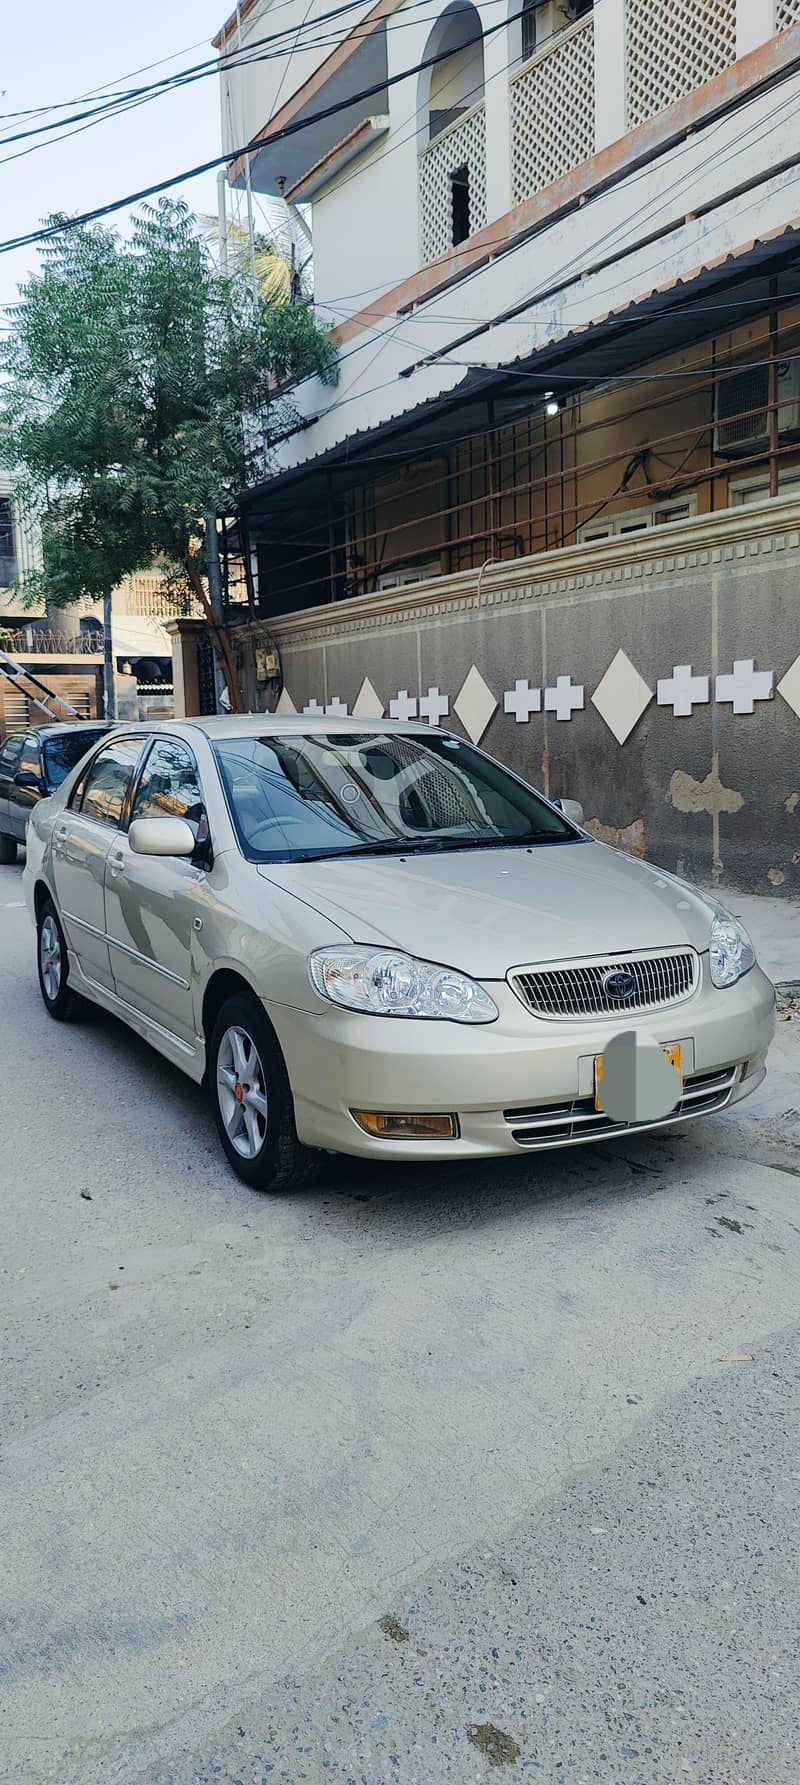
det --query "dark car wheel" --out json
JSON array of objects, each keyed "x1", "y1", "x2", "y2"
[
  {"x1": 37, "y1": 897, "x2": 82, "y2": 1021},
  {"x1": 208, "y1": 992, "x2": 320, "y2": 1193},
  {"x1": 0, "y1": 833, "x2": 17, "y2": 865}
]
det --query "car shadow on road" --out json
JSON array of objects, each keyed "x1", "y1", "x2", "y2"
[
  {"x1": 73, "y1": 1003, "x2": 742, "y2": 1237},
  {"x1": 307, "y1": 1122, "x2": 701, "y2": 1235}
]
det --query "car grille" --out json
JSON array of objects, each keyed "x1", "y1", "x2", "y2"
[
  {"x1": 504, "y1": 1065, "x2": 740, "y2": 1150},
  {"x1": 510, "y1": 949, "x2": 700, "y2": 1020}
]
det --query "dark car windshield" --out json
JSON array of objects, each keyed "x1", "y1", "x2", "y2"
[
  {"x1": 212, "y1": 731, "x2": 581, "y2": 863},
  {"x1": 42, "y1": 728, "x2": 108, "y2": 791}
]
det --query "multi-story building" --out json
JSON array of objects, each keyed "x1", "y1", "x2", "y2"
[{"x1": 208, "y1": 0, "x2": 800, "y2": 890}]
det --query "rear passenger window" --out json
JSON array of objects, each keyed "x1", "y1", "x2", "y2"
[{"x1": 79, "y1": 738, "x2": 144, "y2": 827}]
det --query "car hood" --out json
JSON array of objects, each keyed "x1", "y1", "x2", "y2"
[{"x1": 258, "y1": 841, "x2": 717, "y2": 977}]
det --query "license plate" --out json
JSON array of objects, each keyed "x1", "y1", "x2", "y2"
[{"x1": 594, "y1": 1041, "x2": 682, "y2": 1111}]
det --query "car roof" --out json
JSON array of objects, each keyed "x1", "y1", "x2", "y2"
[
  {"x1": 24, "y1": 721, "x2": 110, "y2": 740},
  {"x1": 177, "y1": 715, "x2": 447, "y2": 739}
]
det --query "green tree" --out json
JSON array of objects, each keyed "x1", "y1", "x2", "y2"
[{"x1": 0, "y1": 198, "x2": 337, "y2": 711}]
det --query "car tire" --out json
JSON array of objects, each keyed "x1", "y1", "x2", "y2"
[
  {"x1": 37, "y1": 897, "x2": 82, "y2": 1022},
  {"x1": 0, "y1": 833, "x2": 17, "y2": 864},
  {"x1": 209, "y1": 992, "x2": 320, "y2": 1193}
]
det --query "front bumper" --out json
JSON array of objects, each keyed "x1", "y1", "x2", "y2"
[{"x1": 267, "y1": 963, "x2": 776, "y2": 1161}]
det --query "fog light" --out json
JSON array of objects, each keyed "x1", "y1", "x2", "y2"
[
  {"x1": 352, "y1": 1110, "x2": 458, "y2": 1139},
  {"x1": 745, "y1": 1049, "x2": 768, "y2": 1077}
]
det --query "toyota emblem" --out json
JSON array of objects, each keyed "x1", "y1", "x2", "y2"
[{"x1": 602, "y1": 968, "x2": 637, "y2": 1003}]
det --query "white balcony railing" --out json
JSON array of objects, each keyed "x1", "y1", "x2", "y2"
[
  {"x1": 626, "y1": 0, "x2": 737, "y2": 129},
  {"x1": 509, "y1": 15, "x2": 595, "y2": 208},
  {"x1": 419, "y1": 100, "x2": 487, "y2": 265},
  {"x1": 777, "y1": 0, "x2": 800, "y2": 28}
]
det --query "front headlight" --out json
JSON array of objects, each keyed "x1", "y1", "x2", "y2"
[
  {"x1": 308, "y1": 946, "x2": 498, "y2": 1023},
  {"x1": 709, "y1": 909, "x2": 756, "y2": 988}
]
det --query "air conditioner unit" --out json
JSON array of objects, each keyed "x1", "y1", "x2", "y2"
[{"x1": 714, "y1": 357, "x2": 800, "y2": 456}]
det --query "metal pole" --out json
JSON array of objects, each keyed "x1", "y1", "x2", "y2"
[
  {"x1": 768, "y1": 279, "x2": 779, "y2": 499},
  {"x1": 102, "y1": 592, "x2": 116, "y2": 720},
  {"x1": 236, "y1": 3, "x2": 260, "y2": 303},
  {"x1": 205, "y1": 512, "x2": 229, "y2": 711},
  {"x1": 217, "y1": 168, "x2": 229, "y2": 276}
]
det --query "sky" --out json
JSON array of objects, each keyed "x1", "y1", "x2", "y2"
[{"x1": 0, "y1": 0, "x2": 232, "y2": 317}]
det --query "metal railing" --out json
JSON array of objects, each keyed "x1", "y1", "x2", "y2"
[{"x1": 0, "y1": 627, "x2": 103, "y2": 656}]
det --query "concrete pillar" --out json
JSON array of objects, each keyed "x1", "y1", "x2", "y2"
[
  {"x1": 736, "y1": 0, "x2": 776, "y2": 56},
  {"x1": 483, "y1": 26, "x2": 513, "y2": 219},
  {"x1": 166, "y1": 618, "x2": 205, "y2": 717},
  {"x1": 594, "y1": 0, "x2": 627, "y2": 151}
]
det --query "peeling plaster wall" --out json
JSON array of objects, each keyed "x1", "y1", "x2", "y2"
[{"x1": 236, "y1": 502, "x2": 800, "y2": 897}]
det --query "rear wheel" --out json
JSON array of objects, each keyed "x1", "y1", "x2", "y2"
[
  {"x1": 0, "y1": 833, "x2": 17, "y2": 865},
  {"x1": 37, "y1": 898, "x2": 82, "y2": 1021},
  {"x1": 208, "y1": 992, "x2": 320, "y2": 1193}
]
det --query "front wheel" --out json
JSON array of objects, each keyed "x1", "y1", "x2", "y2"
[
  {"x1": 37, "y1": 897, "x2": 82, "y2": 1021},
  {"x1": 208, "y1": 993, "x2": 320, "y2": 1192},
  {"x1": 0, "y1": 833, "x2": 17, "y2": 865}
]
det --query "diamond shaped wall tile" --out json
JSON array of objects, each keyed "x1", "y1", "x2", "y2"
[
  {"x1": 454, "y1": 666, "x2": 497, "y2": 743},
  {"x1": 591, "y1": 650, "x2": 654, "y2": 744},
  {"x1": 777, "y1": 653, "x2": 800, "y2": 721},
  {"x1": 352, "y1": 676, "x2": 385, "y2": 719},
  {"x1": 275, "y1": 687, "x2": 297, "y2": 715}
]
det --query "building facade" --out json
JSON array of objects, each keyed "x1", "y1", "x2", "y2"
[{"x1": 211, "y1": 0, "x2": 800, "y2": 892}]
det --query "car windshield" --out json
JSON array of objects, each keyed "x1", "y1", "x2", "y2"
[
  {"x1": 213, "y1": 731, "x2": 582, "y2": 863},
  {"x1": 42, "y1": 728, "x2": 108, "y2": 790}
]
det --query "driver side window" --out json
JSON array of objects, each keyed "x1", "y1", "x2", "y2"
[{"x1": 130, "y1": 738, "x2": 205, "y2": 832}]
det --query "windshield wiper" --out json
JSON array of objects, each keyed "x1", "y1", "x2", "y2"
[
  {"x1": 295, "y1": 837, "x2": 454, "y2": 860},
  {"x1": 295, "y1": 830, "x2": 575, "y2": 861}
]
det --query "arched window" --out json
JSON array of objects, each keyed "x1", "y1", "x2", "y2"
[
  {"x1": 418, "y1": 3, "x2": 487, "y2": 259},
  {"x1": 420, "y1": 3, "x2": 485, "y2": 141}
]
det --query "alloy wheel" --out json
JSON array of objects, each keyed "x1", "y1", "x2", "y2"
[
  {"x1": 216, "y1": 1024, "x2": 269, "y2": 1159},
  {"x1": 40, "y1": 915, "x2": 62, "y2": 1003}
]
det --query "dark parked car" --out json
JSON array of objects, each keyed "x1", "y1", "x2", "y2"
[{"x1": 0, "y1": 721, "x2": 111, "y2": 862}]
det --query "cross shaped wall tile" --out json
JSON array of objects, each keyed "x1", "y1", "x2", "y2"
[
  {"x1": 504, "y1": 679, "x2": 541, "y2": 723},
  {"x1": 389, "y1": 689, "x2": 418, "y2": 721},
  {"x1": 544, "y1": 675, "x2": 584, "y2": 722},
  {"x1": 325, "y1": 697, "x2": 349, "y2": 716},
  {"x1": 418, "y1": 686, "x2": 449, "y2": 725},
  {"x1": 715, "y1": 660, "x2": 774, "y2": 714},
  {"x1": 303, "y1": 698, "x2": 325, "y2": 714},
  {"x1": 656, "y1": 665, "x2": 710, "y2": 717}
]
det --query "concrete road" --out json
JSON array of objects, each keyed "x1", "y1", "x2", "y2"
[{"x1": 1, "y1": 860, "x2": 799, "y2": 1785}]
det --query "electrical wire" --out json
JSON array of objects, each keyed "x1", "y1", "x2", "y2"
[
  {"x1": 0, "y1": 0, "x2": 503, "y2": 157},
  {"x1": 251, "y1": 310, "x2": 800, "y2": 561},
  {"x1": 0, "y1": 5, "x2": 523, "y2": 254},
  {"x1": 313, "y1": 71, "x2": 800, "y2": 317},
  {"x1": 267, "y1": 89, "x2": 800, "y2": 447}
]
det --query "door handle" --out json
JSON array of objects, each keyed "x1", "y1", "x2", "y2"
[{"x1": 108, "y1": 851, "x2": 125, "y2": 879}]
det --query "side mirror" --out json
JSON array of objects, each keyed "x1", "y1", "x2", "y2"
[
  {"x1": 555, "y1": 797, "x2": 584, "y2": 826},
  {"x1": 14, "y1": 769, "x2": 44, "y2": 795},
  {"x1": 128, "y1": 816, "x2": 197, "y2": 857}
]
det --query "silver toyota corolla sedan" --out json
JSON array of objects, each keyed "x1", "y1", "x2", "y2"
[{"x1": 23, "y1": 716, "x2": 775, "y2": 1191}]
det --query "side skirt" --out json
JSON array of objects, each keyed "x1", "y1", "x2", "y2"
[{"x1": 69, "y1": 950, "x2": 207, "y2": 1085}]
